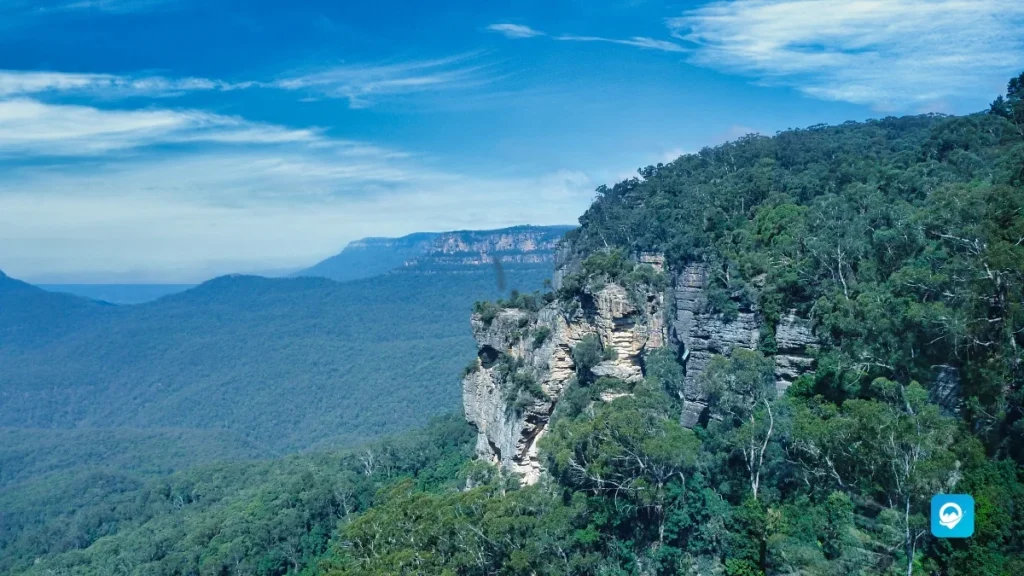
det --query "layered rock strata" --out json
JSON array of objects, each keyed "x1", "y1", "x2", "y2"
[{"x1": 463, "y1": 283, "x2": 665, "y2": 484}]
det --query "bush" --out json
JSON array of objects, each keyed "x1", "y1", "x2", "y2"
[
  {"x1": 473, "y1": 300, "x2": 501, "y2": 325},
  {"x1": 532, "y1": 326, "x2": 552, "y2": 348},
  {"x1": 501, "y1": 363, "x2": 548, "y2": 412},
  {"x1": 572, "y1": 335, "x2": 606, "y2": 384},
  {"x1": 500, "y1": 290, "x2": 545, "y2": 312}
]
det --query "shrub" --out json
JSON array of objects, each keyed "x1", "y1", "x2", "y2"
[
  {"x1": 473, "y1": 300, "x2": 501, "y2": 325},
  {"x1": 572, "y1": 335, "x2": 605, "y2": 383},
  {"x1": 532, "y1": 326, "x2": 552, "y2": 348},
  {"x1": 462, "y1": 358, "x2": 480, "y2": 377}
]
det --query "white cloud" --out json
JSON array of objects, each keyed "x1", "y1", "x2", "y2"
[
  {"x1": 487, "y1": 22, "x2": 684, "y2": 53},
  {"x1": 487, "y1": 23, "x2": 544, "y2": 38},
  {"x1": 668, "y1": 0, "x2": 1024, "y2": 109},
  {"x1": 271, "y1": 54, "x2": 496, "y2": 108},
  {"x1": 0, "y1": 92, "x2": 592, "y2": 281},
  {"x1": 0, "y1": 151, "x2": 594, "y2": 282},
  {"x1": 557, "y1": 34, "x2": 685, "y2": 53},
  {"x1": 0, "y1": 56, "x2": 481, "y2": 108},
  {"x1": 0, "y1": 69, "x2": 252, "y2": 98},
  {"x1": 0, "y1": 99, "x2": 318, "y2": 155}
]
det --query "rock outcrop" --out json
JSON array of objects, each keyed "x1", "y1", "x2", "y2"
[
  {"x1": 671, "y1": 264, "x2": 761, "y2": 427},
  {"x1": 464, "y1": 254, "x2": 822, "y2": 481},
  {"x1": 774, "y1": 310, "x2": 819, "y2": 395},
  {"x1": 669, "y1": 266, "x2": 820, "y2": 427},
  {"x1": 406, "y1": 225, "x2": 574, "y2": 267},
  {"x1": 463, "y1": 282, "x2": 665, "y2": 484},
  {"x1": 930, "y1": 365, "x2": 962, "y2": 415}
]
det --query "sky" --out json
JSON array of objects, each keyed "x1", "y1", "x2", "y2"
[{"x1": 1, "y1": 0, "x2": 1023, "y2": 283}]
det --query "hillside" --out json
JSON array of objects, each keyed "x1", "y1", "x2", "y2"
[
  {"x1": 0, "y1": 265, "x2": 552, "y2": 455},
  {"x1": 36, "y1": 284, "x2": 196, "y2": 304},
  {"x1": 295, "y1": 232, "x2": 441, "y2": 282}
]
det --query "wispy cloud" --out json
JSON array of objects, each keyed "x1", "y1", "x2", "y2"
[
  {"x1": 0, "y1": 55, "x2": 492, "y2": 109},
  {"x1": 668, "y1": 0, "x2": 1024, "y2": 109},
  {"x1": 272, "y1": 54, "x2": 497, "y2": 108},
  {"x1": 556, "y1": 34, "x2": 685, "y2": 53},
  {"x1": 486, "y1": 22, "x2": 684, "y2": 53},
  {"x1": 0, "y1": 147, "x2": 593, "y2": 281},
  {"x1": 0, "y1": 70, "x2": 251, "y2": 98},
  {"x1": 0, "y1": 75, "x2": 592, "y2": 280},
  {"x1": 487, "y1": 23, "x2": 544, "y2": 39},
  {"x1": 0, "y1": 99, "x2": 317, "y2": 156}
]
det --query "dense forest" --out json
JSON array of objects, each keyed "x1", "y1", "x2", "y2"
[
  {"x1": 4, "y1": 74, "x2": 1024, "y2": 575},
  {"x1": 1, "y1": 265, "x2": 549, "y2": 453}
]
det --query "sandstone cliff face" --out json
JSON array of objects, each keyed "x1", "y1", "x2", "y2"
[
  {"x1": 463, "y1": 283, "x2": 666, "y2": 484},
  {"x1": 672, "y1": 264, "x2": 762, "y2": 427},
  {"x1": 466, "y1": 254, "x2": 821, "y2": 481},
  {"x1": 774, "y1": 310, "x2": 819, "y2": 395},
  {"x1": 406, "y1": 225, "x2": 574, "y2": 268}
]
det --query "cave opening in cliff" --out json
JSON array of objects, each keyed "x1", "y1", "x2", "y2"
[{"x1": 478, "y1": 345, "x2": 500, "y2": 369}]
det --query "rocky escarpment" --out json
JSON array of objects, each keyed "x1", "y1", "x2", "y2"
[
  {"x1": 774, "y1": 311, "x2": 819, "y2": 394},
  {"x1": 463, "y1": 283, "x2": 666, "y2": 484},
  {"x1": 672, "y1": 264, "x2": 762, "y2": 427},
  {"x1": 298, "y1": 225, "x2": 575, "y2": 281},
  {"x1": 468, "y1": 251, "x2": 822, "y2": 481},
  {"x1": 671, "y1": 264, "x2": 820, "y2": 427},
  {"x1": 406, "y1": 225, "x2": 575, "y2": 268}
]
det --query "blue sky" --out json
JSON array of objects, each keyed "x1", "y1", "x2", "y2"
[{"x1": 1, "y1": 0, "x2": 1022, "y2": 282}]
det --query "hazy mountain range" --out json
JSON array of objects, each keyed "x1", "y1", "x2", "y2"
[{"x1": 0, "y1": 224, "x2": 572, "y2": 473}]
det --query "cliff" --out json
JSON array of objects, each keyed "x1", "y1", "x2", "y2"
[
  {"x1": 406, "y1": 225, "x2": 574, "y2": 268},
  {"x1": 463, "y1": 281, "x2": 665, "y2": 484},
  {"x1": 463, "y1": 251, "x2": 822, "y2": 483},
  {"x1": 297, "y1": 225, "x2": 574, "y2": 282}
]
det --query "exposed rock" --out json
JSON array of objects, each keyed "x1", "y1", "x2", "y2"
[
  {"x1": 599, "y1": 390, "x2": 633, "y2": 402},
  {"x1": 592, "y1": 361, "x2": 642, "y2": 383},
  {"x1": 931, "y1": 365, "x2": 962, "y2": 415},
  {"x1": 639, "y1": 253, "x2": 666, "y2": 272},
  {"x1": 552, "y1": 237, "x2": 580, "y2": 292},
  {"x1": 405, "y1": 225, "x2": 574, "y2": 268},
  {"x1": 668, "y1": 267, "x2": 820, "y2": 427},
  {"x1": 671, "y1": 264, "x2": 761, "y2": 427},
  {"x1": 463, "y1": 282, "x2": 665, "y2": 484},
  {"x1": 774, "y1": 310, "x2": 819, "y2": 394}
]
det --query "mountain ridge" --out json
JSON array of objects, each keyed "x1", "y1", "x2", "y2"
[{"x1": 296, "y1": 224, "x2": 574, "y2": 281}]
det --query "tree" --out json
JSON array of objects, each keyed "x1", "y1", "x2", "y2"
[
  {"x1": 699, "y1": 349, "x2": 779, "y2": 500},
  {"x1": 791, "y1": 380, "x2": 958, "y2": 575},
  {"x1": 543, "y1": 384, "x2": 700, "y2": 546}
]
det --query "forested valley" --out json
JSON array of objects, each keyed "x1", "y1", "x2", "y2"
[{"x1": 4, "y1": 73, "x2": 1024, "y2": 576}]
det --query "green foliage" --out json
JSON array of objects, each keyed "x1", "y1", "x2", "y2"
[
  {"x1": 699, "y1": 349, "x2": 777, "y2": 425},
  {"x1": 473, "y1": 299, "x2": 502, "y2": 325},
  {"x1": 532, "y1": 325, "x2": 552, "y2": 347},
  {"x1": 315, "y1": 81, "x2": 1024, "y2": 576},
  {"x1": 495, "y1": 353, "x2": 548, "y2": 412},
  {"x1": 558, "y1": 249, "x2": 668, "y2": 311},
  {"x1": 570, "y1": 334, "x2": 616, "y2": 385},
  {"x1": 499, "y1": 289, "x2": 547, "y2": 312},
  {"x1": 2, "y1": 416, "x2": 475, "y2": 576},
  {"x1": 0, "y1": 266, "x2": 551, "y2": 455}
]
